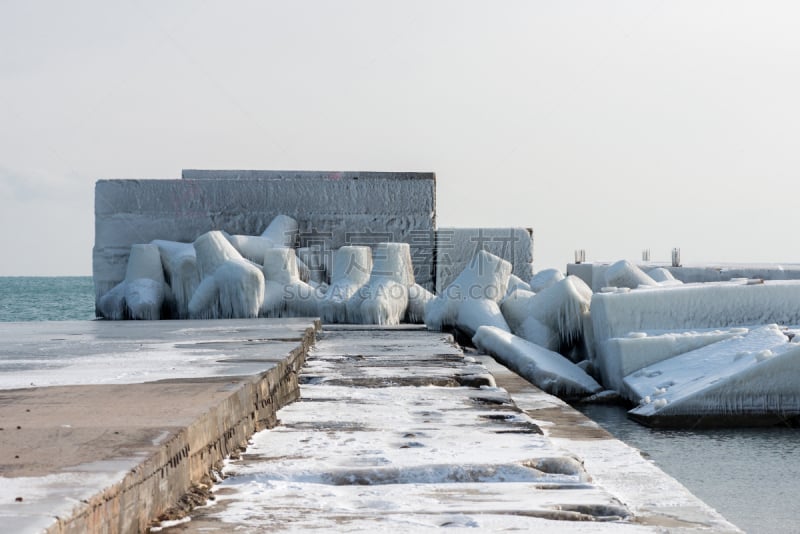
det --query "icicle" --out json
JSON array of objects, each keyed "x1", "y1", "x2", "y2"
[
  {"x1": 406, "y1": 283, "x2": 434, "y2": 324},
  {"x1": 528, "y1": 276, "x2": 593, "y2": 347},
  {"x1": 349, "y1": 243, "x2": 416, "y2": 325},
  {"x1": 319, "y1": 246, "x2": 372, "y2": 323},
  {"x1": 261, "y1": 247, "x2": 320, "y2": 318},
  {"x1": 152, "y1": 240, "x2": 199, "y2": 319},
  {"x1": 97, "y1": 281, "x2": 127, "y2": 320},
  {"x1": 190, "y1": 230, "x2": 265, "y2": 319}
]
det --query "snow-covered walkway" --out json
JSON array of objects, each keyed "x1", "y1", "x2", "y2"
[{"x1": 173, "y1": 326, "x2": 739, "y2": 533}]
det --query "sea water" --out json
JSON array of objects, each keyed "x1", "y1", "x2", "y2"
[
  {"x1": 580, "y1": 404, "x2": 800, "y2": 534},
  {"x1": 2, "y1": 277, "x2": 798, "y2": 532},
  {"x1": 0, "y1": 276, "x2": 95, "y2": 321}
]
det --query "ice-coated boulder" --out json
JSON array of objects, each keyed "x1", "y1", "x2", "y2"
[
  {"x1": 261, "y1": 247, "x2": 319, "y2": 318},
  {"x1": 529, "y1": 268, "x2": 564, "y2": 293},
  {"x1": 227, "y1": 234, "x2": 275, "y2": 263},
  {"x1": 604, "y1": 260, "x2": 657, "y2": 290},
  {"x1": 189, "y1": 231, "x2": 265, "y2": 319},
  {"x1": 152, "y1": 239, "x2": 199, "y2": 319},
  {"x1": 319, "y1": 246, "x2": 373, "y2": 323},
  {"x1": 425, "y1": 250, "x2": 512, "y2": 333},
  {"x1": 347, "y1": 243, "x2": 414, "y2": 325},
  {"x1": 473, "y1": 326, "x2": 602, "y2": 400},
  {"x1": 506, "y1": 274, "x2": 531, "y2": 296}
]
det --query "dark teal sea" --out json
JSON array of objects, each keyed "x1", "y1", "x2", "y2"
[{"x1": 0, "y1": 276, "x2": 95, "y2": 322}]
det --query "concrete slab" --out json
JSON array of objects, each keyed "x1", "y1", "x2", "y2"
[
  {"x1": 94, "y1": 172, "x2": 436, "y2": 303},
  {"x1": 0, "y1": 319, "x2": 318, "y2": 534},
  {"x1": 171, "y1": 329, "x2": 739, "y2": 533},
  {"x1": 435, "y1": 227, "x2": 533, "y2": 293}
]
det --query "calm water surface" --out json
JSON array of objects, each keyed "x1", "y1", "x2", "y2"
[
  {"x1": 580, "y1": 404, "x2": 800, "y2": 534},
  {"x1": 0, "y1": 276, "x2": 95, "y2": 321}
]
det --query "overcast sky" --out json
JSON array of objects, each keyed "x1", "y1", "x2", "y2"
[{"x1": 2, "y1": 1, "x2": 799, "y2": 276}]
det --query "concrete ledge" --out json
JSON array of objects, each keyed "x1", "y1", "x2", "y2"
[{"x1": 0, "y1": 319, "x2": 319, "y2": 534}]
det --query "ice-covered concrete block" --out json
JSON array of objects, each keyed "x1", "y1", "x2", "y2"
[
  {"x1": 570, "y1": 261, "x2": 800, "y2": 291},
  {"x1": 604, "y1": 260, "x2": 657, "y2": 289},
  {"x1": 473, "y1": 326, "x2": 602, "y2": 400},
  {"x1": 625, "y1": 325, "x2": 800, "y2": 426},
  {"x1": 591, "y1": 280, "x2": 800, "y2": 371},
  {"x1": 435, "y1": 227, "x2": 533, "y2": 294},
  {"x1": 94, "y1": 172, "x2": 436, "y2": 306},
  {"x1": 600, "y1": 328, "x2": 746, "y2": 393}
]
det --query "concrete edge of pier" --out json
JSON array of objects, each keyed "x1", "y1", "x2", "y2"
[{"x1": 0, "y1": 320, "x2": 319, "y2": 534}]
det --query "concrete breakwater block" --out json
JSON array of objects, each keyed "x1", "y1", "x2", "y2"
[
  {"x1": 435, "y1": 227, "x2": 534, "y2": 294},
  {"x1": 94, "y1": 171, "x2": 436, "y2": 303},
  {"x1": 0, "y1": 319, "x2": 318, "y2": 533}
]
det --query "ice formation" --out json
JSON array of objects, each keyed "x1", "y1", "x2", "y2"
[
  {"x1": 188, "y1": 231, "x2": 265, "y2": 319},
  {"x1": 599, "y1": 328, "x2": 746, "y2": 393},
  {"x1": 227, "y1": 234, "x2": 275, "y2": 263},
  {"x1": 405, "y1": 283, "x2": 434, "y2": 324},
  {"x1": 297, "y1": 246, "x2": 328, "y2": 285},
  {"x1": 260, "y1": 214, "x2": 299, "y2": 247},
  {"x1": 472, "y1": 326, "x2": 602, "y2": 399},
  {"x1": 425, "y1": 250, "x2": 512, "y2": 334},
  {"x1": 152, "y1": 240, "x2": 199, "y2": 318},
  {"x1": 319, "y1": 246, "x2": 373, "y2": 323},
  {"x1": 529, "y1": 268, "x2": 564, "y2": 293},
  {"x1": 456, "y1": 298, "x2": 510, "y2": 337},
  {"x1": 590, "y1": 280, "x2": 800, "y2": 357},
  {"x1": 346, "y1": 243, "x2": 414, "y2": 325},
  {"x1": 506, "y1": 274, "x2": 531, "y2": 295},
  {"x1": 498, "y1": 276, "x2": 592, "y2": 355},
  {"x1": 604, "y1": 260, "x2": 657, "y2": 289},
  {"x1": 647, "y1": 267, "x2": 683, "y2": 286},
  {"x1": 261, "y1": 248, "x2": 319, "y2": 318},
  {"x1": 625, "y1": 325, "x2": 800, "y2": 426},
  {"x1": 98, "y1": 244, "x2": 166, "y2": 320}
]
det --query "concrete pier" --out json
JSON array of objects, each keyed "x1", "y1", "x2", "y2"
[
  {"x1": 170, "y1": 326, "x2": 740, "y2": 533},
  {"x1": 0, "y1": 319, "x2": 318, "y2": 533}
]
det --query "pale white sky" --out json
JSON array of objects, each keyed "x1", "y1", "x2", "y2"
[{"x1": 2, "y1": 1, "x2": 799, "y2": 276}]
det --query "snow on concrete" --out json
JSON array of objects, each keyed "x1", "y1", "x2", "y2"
[
  {"x1": 425, "y1": 250, "x2": 512, "y2": 333},
  {"x1": 599, "y1": 328, "x2": 747, "y2": 393},
  {"x1": 319, "y1": 246, "x2": 373, "y2": 323},
  {"x1": 604, "y1": 260, "x2": 657, "y2": 290},
  {"x1": 189, "y1": 231, "x2": 265, "y2": 319},
  {"x1": 530, "y1": 268, "x2": 564, "y2": 293},
  {"x1": 473, "y1": 326, "x2": 602, "y2": 399}
]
